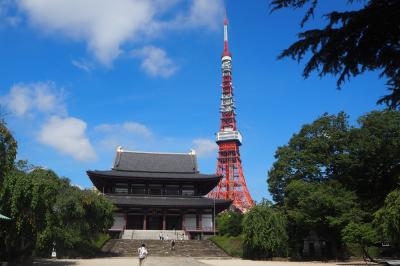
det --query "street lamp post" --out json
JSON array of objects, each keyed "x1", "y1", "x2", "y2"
[{"x1": 213, "y1": 197, "x2": 216, "y2": 236}]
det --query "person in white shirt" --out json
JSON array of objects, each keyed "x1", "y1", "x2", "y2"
[{"x1": 137, "y1": 243, "x2": 148, "y2": 266}]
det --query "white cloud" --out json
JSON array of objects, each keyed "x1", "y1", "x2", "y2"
[
  {"x1": 94, "y1": 121, "x2": 153, "y2": 151},
  {"x1": 132, "y1": 46, "x2": 177, "y2": 78},
  {"x1": 186, "y1": 0, "x2": 224, "y2": 30},
  {"x1": 15, "y1": 0, "x2": 224, "y2": 65},
  {"x1": 0, "y1": 82, "x2": 66, "y2": 117},
  {"x1": 71, "y1": 58, "x2": 94, "y2": 72},
  {"x1": 38, "y1": 116, "x2": 96, "y2": 162},
  {"x1": 18, "y1": 0, "x2": 157, "y2": 65},
  {"x1": 193, "y1": 138, "x2": 218, "y2": 158}
]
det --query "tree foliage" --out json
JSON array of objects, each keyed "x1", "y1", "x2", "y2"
[
  {"x1": 374, "y1": 189, "x2": 400, "y2": 253},
  {"x1": 268, "y1": 112, "x2": 351, "y2": 204},
  {"x1": 0, "y1": 122, "x2": 114, "y2": 262},
  {"x1": 342, "y1": 222, "x2": 379, "y2": 261},
  {"x1": 0, "y1": 119, "x2": 17, "y2": 183},
  {"x1": 284, "y1": 180, "x2": 363, "y2": 256},
  {"x1": 0, "y1": 168, "x2": 62, "y2": 261},
  {"x1": 0, "y1": 167, "x2": 114, "y2": 262},
  {"x1": 242, "y1": 200, "x2": 288, "y2": 259},
  {"x1": 268, "y1": 110, "x2": 400, "y2": 210},
  {"x1": 346, "y1": 111, "x2": 400, "y2": 208},
  {"x1": 216, "y1": 211, "x2": 243, "y2": 236},
  {"x1": 271, "y1": 0, "x2": 400, "y2": 109}
]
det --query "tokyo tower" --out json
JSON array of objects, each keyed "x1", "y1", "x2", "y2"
[{"x1": 209, "y1": 15, "x2": 254, "y2": 212}]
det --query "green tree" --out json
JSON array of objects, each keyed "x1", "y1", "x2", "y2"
[
  {"x1": 342, "y1": 222, "x2": 379, "y2": 262},
  {"x1": 268, "y1": 110, "x2": 400, "y2": 210},
  {"x1": 347, "y1": 111, "x2": 400, "y2": 209},
  {"x1": 242, "y1": 200, "x2": 288, "y2": 259},
  {"x1": 216, "y1": 211, "x2": 243, "y2": 236},
  {"x1": 270, "y1": 0, "x2": 400, "y2": 109},
  {"x1": 0, "y1": 168, "x2": 61, "y2": 263},
  {"x1": 0, "y1": 167, "x2": 114, "y2": 262},
  {"x1": 0, "y1": 119, "x2": 17, "y2": 183},
  {"x1": 46, "y1": 185, "x2": 114, "y2": 257},
  {"x1": 374, "y1": 188, "x2": 400, "y2": 254},
  {"x1": 284, "y1": 180, "x2": 363, "y2": 258},
  {"x1": 268, "y1": 112, "x2": 351, "y2": 205}
]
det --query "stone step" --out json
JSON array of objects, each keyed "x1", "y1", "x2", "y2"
[
  {"x1": 121, "y1": 229, "x2": 188, "y2": 240},
  {"x1": 102, "y1": 239, "x2": 229, "y2": 257}
]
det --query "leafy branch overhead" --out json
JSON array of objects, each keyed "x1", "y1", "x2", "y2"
[{"x1": 271, "y1": 0, "x2": 400, "y2": 109}]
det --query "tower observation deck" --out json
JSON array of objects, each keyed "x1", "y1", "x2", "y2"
[{"x1": 208, "y1": 14, "x2": 254, "y2": 212}]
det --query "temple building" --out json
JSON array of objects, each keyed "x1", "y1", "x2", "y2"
[{"x1": 87, "y1": 147, "x2": 231, "y2": 239}]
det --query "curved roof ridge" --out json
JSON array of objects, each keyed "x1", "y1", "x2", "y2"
[{"x1": 117, "y1": 147, "x2": 196, "y2": 156}]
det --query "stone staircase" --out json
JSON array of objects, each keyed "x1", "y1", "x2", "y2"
[
  {"x1": 102, "y1": 239, "x2": 229, "y2": 257},
  {"x1": 122, "y1": 230, "x2": 188, "y2": 240}
]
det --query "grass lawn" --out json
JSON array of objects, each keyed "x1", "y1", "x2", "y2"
[{"x1": 210, "y1": 235, "x2": 244, "y2": 258}]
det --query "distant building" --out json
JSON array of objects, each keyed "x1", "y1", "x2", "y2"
[{"x1": 87, "y1": 148, "x2": 231, "y2": 239}]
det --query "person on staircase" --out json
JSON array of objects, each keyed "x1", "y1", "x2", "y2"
[
  {"x1": 170, "y1": 239, "x2": 176, "y2": 251},
  {"x1": 137, "y1": 243, "x2": 148, "y2": 266}
]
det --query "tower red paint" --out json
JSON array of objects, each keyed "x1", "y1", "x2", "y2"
[{"x1": 209, "y1": 15, "x2": 254, "y2": 213}]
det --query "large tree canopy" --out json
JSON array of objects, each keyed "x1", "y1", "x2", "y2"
[
  {"x1": 271, "y1": 0, "x2": 400, "y2": 109},
  {"x1": 0, "y1": 167, "x2": 114, "y2": 262},
  {"x1": 268, "y1": 110, "x2": 400, "y2": 210},
  {"x1": 284, "y1": 180, "x2": 364, "y2": 256}
]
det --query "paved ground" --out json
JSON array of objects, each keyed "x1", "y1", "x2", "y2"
[{"x1": 35, "y1": 257, "x2": 372, "y2": 266}]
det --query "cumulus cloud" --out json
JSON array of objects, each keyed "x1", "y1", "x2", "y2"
[
  {"x1": 94, "y1": 121, "x2": 153, "y2": 151},
  {"x1": 18, "y1": 0, "x2": 156, "y2": 65},
  {"x1": 183, "y1": 0, "x2": 224, "y2": 30},
  {"x1": 193, "y1": 138, "x2": 218, "y2": 158},
  {"x1": 131, "y1": 46, "x2": 177, "y2": 77},
  {"x1": 14, "y1": 0, "x2": 224, "y2": 65},
  {"x1": 0, "y1": 82, "x2": 66, "y2": 117},
  {"x1": 95, "y1": 122, "x2": 152, "y2": 138},
  {"x1": 38, "y1": 116, "x2": 96, "y2": 162}
]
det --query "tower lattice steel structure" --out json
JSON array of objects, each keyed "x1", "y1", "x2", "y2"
[{"x1": 209, "y1": 15, "x2": 254, "y2": 213}]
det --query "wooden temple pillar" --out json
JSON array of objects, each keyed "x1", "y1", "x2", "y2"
[
  {"x1": 181, "y1": 211, "x2": 185, "y2": 231},
  {"x1": 143, "y1": 214, "x2": 147, "y2": 230},
  {"x1": 162, "y1": 213, "x2": 166, "y2": 230},
  {"x1": 197, "y1": 211, "x2": 202, "y2": 231}
]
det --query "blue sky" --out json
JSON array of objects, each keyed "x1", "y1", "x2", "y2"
[{"x1": 0, "y1": 0, "x2": 385, "y2": 202}]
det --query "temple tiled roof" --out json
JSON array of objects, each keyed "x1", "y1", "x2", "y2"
[{"x1": 112, "y1": 150, "x2": 198, "y2": 173}]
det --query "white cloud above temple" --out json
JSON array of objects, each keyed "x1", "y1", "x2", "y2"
[
  {"x1": 95, "y1": 122, "x2": 153, "y2": 139},
  {"x1": 192, "y1": 138, "x2": 218, "y2": 158},
  {"x1": 0, "y1": 82, "x2": 66, "y2": 117},
  {"x1": 0, "y1": 82, "x2": 96, "y2": 162},
  {"x1": 38, "y1": 116, "x2": 96, "y2": 162}
]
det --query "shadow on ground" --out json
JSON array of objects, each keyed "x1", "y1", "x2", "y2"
[{"x1": 34, "y1": 259, "x2": 77, "y2": 266}]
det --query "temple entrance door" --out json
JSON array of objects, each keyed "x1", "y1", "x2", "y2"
[
  {"x1": 147, "y1": 216, "x2": 162, "y2": 230},
  {"x1": 166, "y1": 215, "x2": 181, "y2": 230},
  {"x1": 126, "y1": 215, "x2": 144, "y2": 229}
]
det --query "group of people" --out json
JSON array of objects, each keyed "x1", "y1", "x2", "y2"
[{"x1": 158, "y1": 231, "x2": 185, "y2": 241}]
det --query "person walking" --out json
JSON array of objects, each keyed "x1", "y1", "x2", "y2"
[
  {"x1": 138, "y1": 243, "x2": 148, "y2": 266},
  {"x1": 170, "y1": 239, "x2": 176, "y2": 251}
]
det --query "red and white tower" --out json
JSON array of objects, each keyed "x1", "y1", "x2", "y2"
[{"x1": 209, "y1": 15, "x2": 254, "y2": 213}]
